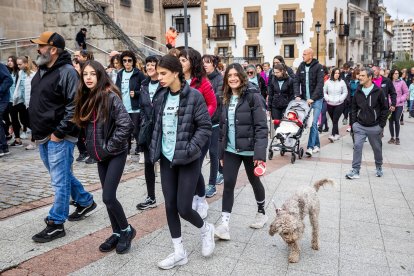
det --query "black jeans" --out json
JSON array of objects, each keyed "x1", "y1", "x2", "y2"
[
  {"x1": 97, "y1": 151, "x2": 129, "y2": 233},
  {"x1": 0, "y1": 101, "x2": 8, "y2": 150},
  {"x1": 77, "y1": 128, "x2": 87, "y2": 154},
  {"x1": 327, "y1": 103, "x2": 345, "y2": 136},
  {"x1": 389, "y1": 106, "x2": 403, "y2": 138},
  {"x1": 10, "y1": 103, "x2": 28, "y2": 138},
  {"x1": 128, "y1": 112, "x2": 141, "y2": 154},
  {"x1": 160, "y1": 154, "x2": 203, "y2": 238},
  {"x1": 2, "y1": 102, "x2": 12, "y2": 136},
  {"x1": 195, "y1": 136, "x2": 211, "y2": 197},
  {"x1": 222, "y1": 151, "x2": 265, "y2": 213},
  {"x1": 320, "y1": 100, "x2": 328, "y2": 129},
  {"x1": 143, "y1": 146, "x2": 156, "y2": 199},
  {"x1": 208, "y1": 126, "x2": 220, "y2": 186}
]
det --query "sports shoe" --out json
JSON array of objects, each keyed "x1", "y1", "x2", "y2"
[
  {"x1": 32, "y1": 218, "x2": 66, "y2": 243},
  {"x1": 136, "y1": 197, "x2": 156, "y2": 210},
  {"x1": 346, "y1": 169, "x2": 360, "y2": 179},
  {"x1": 0, "y1": 150, "x2": 4, "y2": 157},
  {"x1": 205, "y1": 185, "x2": 217, "y2": 198},
  {"x1": 388, "y1": 138, "x2": 395, "y2": 144},
  {"x1": 342, "y1": 118, "x2": 348, "y2": 125},
  {"x1": 216, "y1": 172, "x2": 224, "y2": 185},
  {"x1": 20, "y1": 132, "x2": 28, "y2": 139},
  {"x1": 334, "y1": 134, "x2": 341, "y2": 141},
  {"x1": 328, "y1": 135, "x2": 335, "y2": 142},
  {"x1": 201, "y1": 223, "x2": 215, "y2": 257},
  {"x1": 197, "y1": 199, "x2": 209, "y2": 219},
  {"x1": 395, "y1": 138, "x2": 400, "y2": 145},
  {"x1": 85, "y1": 156, "x2": 97, "y2": 164},
  {"x1": 99, "y1": 234, "x2": 119, "y2": 252},
  {"x1": 116, "y1": 225, "x2": 136, "y2": 254},
  {"x1": 25, "y1": 143, "x2": 36, "y2": 150},
  {"x1": 157, "y1": 250, "x2": 188, "y2": 270},
  {"x1": 76, "y1": 152, "x2": 89, "y2": 162},
  {"x1": 312, "y1": 146, "x2": 320, "y2": 153},
  {"x1": 400, "y1": 121, "x2": 404, "y2": 125},
  {"x1": 9, "y1": 140, "x2": 23, "y2": 147},
  {"x1": 68, "y1": 201, "x2": 97, "y2": 221},
  {"x1": 375, "y1": 167, "x2": 383, "y2": 177},
  {"x1": 214, "y1": 223, "x2": 230, "y2": 240},
  {"x1": 305, "y1": 148, "x2": 313, "y2": 157},
  {"x1": 249, "y1": 212, "x2": 268, "y2": 229},
  {"x1": 322, "y1": 127, "x2": 329, "y2": 132}
]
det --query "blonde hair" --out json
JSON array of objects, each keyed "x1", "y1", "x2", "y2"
[{"x1": 17, "y1": 56, "x2": 34, "y2": 76}]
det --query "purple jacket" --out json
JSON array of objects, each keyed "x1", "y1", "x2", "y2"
[{"x1": 391, "y1": 80, "x2": 409, "y2": 107}]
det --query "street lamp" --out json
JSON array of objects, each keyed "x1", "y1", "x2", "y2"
[{"x1": 315, "y1": 21, "x2": 321, "y2": 60}]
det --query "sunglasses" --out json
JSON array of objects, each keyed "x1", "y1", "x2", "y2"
[
  {"x1": 123, "y1": 59, "x2": 133, "y2": 63},
  {"x1": 247, "y1": 71, "x2": 254, "y2": 75}
]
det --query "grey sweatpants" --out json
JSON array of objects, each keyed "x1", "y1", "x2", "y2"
[{"x1": 352, "y1": 122, "x2": 383, "y2": 170}]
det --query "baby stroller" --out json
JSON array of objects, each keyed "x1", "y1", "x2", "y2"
[{"x1": 268, "y1": 100, "x2": 312, "y2": 164}]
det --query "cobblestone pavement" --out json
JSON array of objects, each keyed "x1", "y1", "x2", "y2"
[{"x1": 0, "y1": 144, "x2": 141, "y2": 210}]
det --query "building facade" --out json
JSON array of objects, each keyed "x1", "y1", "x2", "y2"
[{"x1": 392, "y1": 19, "x2": 414, "y2": 61}]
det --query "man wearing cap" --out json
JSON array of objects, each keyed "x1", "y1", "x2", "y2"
[
  {"x1": 29, "y1": 31, "x2": 96, "y2": 243},
  {"x1": 76, "y1": 28, "x2": 87, "y2": 49}
]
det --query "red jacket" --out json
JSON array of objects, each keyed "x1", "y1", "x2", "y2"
[{"x1": 190, "y1": 77, "x2": 217, "y2": 117}]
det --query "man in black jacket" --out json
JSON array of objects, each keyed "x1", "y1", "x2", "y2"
[
  {"x1": 295, "y1": 48, "x2": 325, "y2": 157},
  {"x1": 29, "y1": 32, "x2": 96, "y2": 243},
  {"x1": 346, "y1": 67, "x2": 388, "y2": 180},
  {"x1": 75, "y1": 28, "x2": 87, "y2": 49}
]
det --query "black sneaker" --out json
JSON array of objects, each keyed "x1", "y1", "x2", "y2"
[
  {"x1": 3, "y1": 148, "x2": 10, "y2": 155},
  {"x1": 32, "y1": 218, "x2": 66, "y2": 243},
  {"x1": 76, "y1": 152, "x2": 89, "y2": 162},
  {"x1": 85, "y1": 156, "x2": 97, "y2": 164},
  {"x1": 99, "y1": 234, "x2": 120, "y2": 252},
  {"x1": 116, "y1": 225, "x2": 136, "y2": 254},
  {"x1": 136, "y1": 197, "x2": 156, "y2": 210},
  {"x1": 68, "y1": 201, "x2": 97, "y2": 221}
]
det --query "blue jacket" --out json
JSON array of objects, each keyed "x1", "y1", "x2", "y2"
[{"x1": 0, "y1": 63, "x2": 13, "y2": 103}]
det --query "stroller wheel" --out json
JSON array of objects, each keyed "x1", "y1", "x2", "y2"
[
  {"x1": 291, "y1": 153, "x2": 296, "y2": 164},
  {"x1": 268, "y1": 150, "x2": 273, "y2": 160},
  {"x1": 280, "y1": 149, "x2": 286, "y2": 156},
  {"x1": 299, "y1": 148, "x2": 304, "y2": 159}
]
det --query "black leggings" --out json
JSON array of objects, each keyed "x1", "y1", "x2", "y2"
[
  {"x1": 222, "y1": 151, "x2": 265, "y2": 213},
  {"x1": 195, "y1": 136, "x2": 210, "y2": 197},
  {"x1": 128, "y1": 112, "x2": 142, "y2": 154},
  {"x1": 97, "y1": 151, "x2": 129, "y2": 233},
  {"x1": 10, "y1": 103, "x2": 28, "y2": 138},
  {"x1": 160, "y1": 154, "x2": 204, "y2": 238},
  {"x1": 327, "y1": 103, "x2": 345, "y2": 136},
  {"x1": 143, "y1": 146, "x2": 156, "y2": 199},
  {"x1": 389, "y1": 106, "x2": 403, "y2": 138}
]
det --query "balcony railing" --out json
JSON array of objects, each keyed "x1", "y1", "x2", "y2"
[
  {"x1": 274, "y1": 21, "x2": 303, "y2": 36},
  {"x1": 338, "y1": 24, "x2": 350, "y2": 37},
  {"x1": 207, "y1": 25, "x2": 236, "y2": 40}
]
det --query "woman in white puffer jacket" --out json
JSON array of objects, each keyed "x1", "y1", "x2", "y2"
[{"x1": 323, "y1": 68, "x2": 348, "y2": 142}]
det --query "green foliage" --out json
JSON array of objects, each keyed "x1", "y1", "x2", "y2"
[{"x1": 392, "y1": 60, "x2": 414, "y2": 70}]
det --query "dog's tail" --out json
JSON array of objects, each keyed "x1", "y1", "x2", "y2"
[{"x1": 314, "y1": 178, "x2": 335, "y2": 192}]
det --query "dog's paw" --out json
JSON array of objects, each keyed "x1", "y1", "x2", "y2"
[
  {"x1": 311, "y1": 241, "x2": 319, "y2": 250},
  {"x1": 288, "y1": 252, "x2": 300, "y2": 263}
]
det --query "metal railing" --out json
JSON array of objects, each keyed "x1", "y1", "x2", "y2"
[
  {"x1": 86, "y1": 42, "x2": 110, "y2": 55},
  {"x1": 207, "y1": 25, "x2": 236, "y2": 40},
  {"x1": 129, "y1": 37, "x2": 164, "y2": 57},
  {"x1": 338, "y1": 24, "x2": 350, "y2": 37},
  {"x1": 274, "y1": 21, "x2": 303, "y2": 36}
]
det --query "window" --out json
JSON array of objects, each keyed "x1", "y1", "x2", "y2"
[
  {"x1": 218, "y1": 47, "x2": 229, "y2": 57},
  {"x1": 247, "y1": 45, "x2": 259, "y2": 57},
  {"x1": 247, "y1": 12, "x2": 259, "y2": 28},
  {"x1": 120, "y1": 0, "x2": 131, "y2": 7},
  {"x1": 283, "y1": 10, "x2": 296, "y2": 34},
  {"x1": 284, "y1": 45, "x2": 294, "y2": 58},
  {"x1": 174, "y1": 16, "x2": 191, "y2": 33},
  {"x1": 329, "y1": 41, "x2": 334, "y2": 59},
  {"x1": 216, "y1": 14, "x2": 230, "y2": 38},
  {"x1": 144, "y1": 0, "x2": 153, "y2": 12}
]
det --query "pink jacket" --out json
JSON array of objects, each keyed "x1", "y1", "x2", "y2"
[{"x1": 391, "y1": 80, "x2": 409, "y2": 107}]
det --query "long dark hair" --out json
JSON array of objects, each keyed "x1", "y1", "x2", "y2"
[
  {"x1": 222, "y1": 63, "x2": 248, "y2": 105},
  {"x1": 179, "y1": 48, "x2": 206, "y2": 89},
  {"x1": 7, "y1": 56, "x2": 19, "y2": 77},
  {"x1": 330, "y1": 68, "x2": 342, "y2": 81},
  {"x1": 158, "y1": 54, "x2": 186, "y2": 91},
  {"x1": 73, "y1": 60, "x2": 121, "y2": 127},
  {"x1": 389, "y1": 68, "x2": 401, "y2": 80}
]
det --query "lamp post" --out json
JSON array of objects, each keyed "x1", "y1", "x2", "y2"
[
  {"x1": 184, "y1": 0, "x2": 188, "y2": 50},
  {"x1": 315, "y1": 21, "x2": 321, "y2": 61}
]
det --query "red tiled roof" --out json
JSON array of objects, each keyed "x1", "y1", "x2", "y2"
[{"x1": 163, "y1": 0, "x2": 201, "y2": 8}]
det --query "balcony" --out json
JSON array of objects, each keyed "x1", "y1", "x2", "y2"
[
  {"x1": 274, "y1": 21, "x2": 303, "y2": 36},
  {"x1": 338, "y1": 24, "x2": 350, "y2": 37},
  {"x1": 207, "y1": 25, "x2": 236, "y2": 40},
  {"x1": 349, "y1": 27, "x2": 362, "y2": 40}
]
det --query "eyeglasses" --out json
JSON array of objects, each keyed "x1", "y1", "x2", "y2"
[
  {"x1": 123, "y1": 59, "x2": 133, "y2": 63},
  {"x1": 247, "y1": 71, "x2": 254, "y2": 75}
]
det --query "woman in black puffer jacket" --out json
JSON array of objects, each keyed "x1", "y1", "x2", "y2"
[
  {"x1": 148, "y1": 55, "x2": 215, "y2": 269},
  {"x1": 73, "y1": 60, "x2": 135, "y2": 254},
  {"x1": 215, "y1": 63, "x2": 268, "y2": 241}
]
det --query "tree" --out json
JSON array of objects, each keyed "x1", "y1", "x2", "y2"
[{"x1": 392, "y1": 60, "x2": 414, "y2": 70}]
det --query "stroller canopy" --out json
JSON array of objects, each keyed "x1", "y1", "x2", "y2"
[{"x1": 284, "y1": 100, "x2": 310, "y2": 122}]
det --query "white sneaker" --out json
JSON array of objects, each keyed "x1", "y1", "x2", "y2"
[
  {"x1": 328, "y1": 135, "x2": 335, "y2": 142},
  {"x1": 192, "y1": 196, "x2": 198, "y2": 210},
  {"x1": 157, "y1": 251, "x2": 188, "y2": 270},
  {"x1": 334, "y1": 134, "x2": 341, "y2": 141},
  {"x1": 201, "y1": 223, "x2": 215, "y2": 257},
  {"x1": 25, "y1": 144, "x2": 36, "y2": 150},
  {"x1": 197, "y1": 199, "x2": 209, "y2": 219},
  {"x1": 346, "y1": 127, "x2": 351, "y2": 132},
  {"x1": 305, "y1": 148, "x2": 313, "y2": 157},
  {"x1": 249, "y1": 213, "x2": 268, "y2": 229},
  {"x1": 139, "y1": 154, "x2": 145, "y2": 164},
  {"x1": 20, "y1": 132, "x2": 28, "y2": 139},
  {"x1": 214, "y1": 223, "x2": 230, "y2": 240},
  {"x1": 312, "y1": 146, "x2": 320, "y2": 153}
]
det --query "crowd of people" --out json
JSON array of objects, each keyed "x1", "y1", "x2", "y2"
[{"x1": 0, "y1": 30, "x2": 413, "y2": 269}]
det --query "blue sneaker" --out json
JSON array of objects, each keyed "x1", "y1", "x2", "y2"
[
  {"x1": 375, "y1": 167, "x2": 383, "y2": 177},
  {"x1": 345, "y1": 169, "x2": 360, "y2": 179},
  {"x1": 206, "y1": 185, "x2": 217, "y2": 198},
  {"x1": 216, "y1": 173, "x2": 224, "y2": 185}
]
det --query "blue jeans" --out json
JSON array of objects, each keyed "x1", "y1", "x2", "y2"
[
  {"x1": 307, "y1": 99, "x2": 323, "y2": 149},
  {"x1": 39, "y1": 140, "x2": 93, "y2": 224},
  {"x1": 0, "y1": 101, "x2": 8, "y2": 150},
  {"x1": 208, "y1": 126, "x2": 220, "y2": 186}
]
